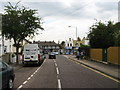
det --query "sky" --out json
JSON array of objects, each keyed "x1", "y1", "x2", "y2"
[{"x1": 0, "y1": 0, "x2": 119, "y2": 43}]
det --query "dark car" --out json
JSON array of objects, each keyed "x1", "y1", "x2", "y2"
[
  {"x1": 49, "y1": 52, "x2": 56, "y2": 59},
  {"x1": 0, "y1": 61, "x2": 15, "y2": 89}
]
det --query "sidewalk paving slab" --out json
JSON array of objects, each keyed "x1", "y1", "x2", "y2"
[{"x1": 67, "y1": 55, "x2": 120, "y2": 80}]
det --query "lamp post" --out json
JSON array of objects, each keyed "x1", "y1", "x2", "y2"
[
  {"x1": 68, "y1": 26, "x2": 77, "y2": 40},
  {"x1": 68, "y1": 26, "x2": 78, "y2": 55}
]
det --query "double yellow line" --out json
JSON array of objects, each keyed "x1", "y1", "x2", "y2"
[{"x1": 69, "y1": 58, "x2": 120, "y2": 83}]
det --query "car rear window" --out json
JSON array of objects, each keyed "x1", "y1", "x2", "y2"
[{"x1": 26, "y1": 49, "x2": 30, "y2": 51}]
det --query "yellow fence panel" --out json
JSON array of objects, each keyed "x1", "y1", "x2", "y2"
[
  {"x1": 108, "y1": 47, "x2": 120, "y2": 65},
  {"x1": 90, "y1": 49, "x2": 102, "y2": 62}
]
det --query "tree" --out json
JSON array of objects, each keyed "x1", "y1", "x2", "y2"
[
  {"x1": 60, "y1": 41, "x2": 65, "y2": 49},
  {"x1": 80, "y1": 44, "x2": 90, "y2": 48},
  {"x1": 88, "y1": 21, "x2": 115, "y2": 48},
  {"x1": 77, "y1": 37, "x2": 81, "y2": 41},
  {"x1": 114, "y1": 22, "x2": 120, "y2": 46},
  {"x1": 1, "y1": 2, "x2": 44, "y2": 63}
]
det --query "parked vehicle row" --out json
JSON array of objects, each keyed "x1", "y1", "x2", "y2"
[{"x1": 0, "y1": 43, "x2": 58, "y2": 89}]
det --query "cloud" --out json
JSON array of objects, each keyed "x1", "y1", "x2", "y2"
[
  {"x1": 95, "y1": 2, "x2": 118, "y2": 12},
  {"x1": 1, "y1": 0, "x2": 119, "y2": 42}
]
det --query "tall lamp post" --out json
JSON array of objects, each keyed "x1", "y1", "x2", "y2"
[
  {"x1": 68, "y1": 26, "x2": 77, "y2": 40},
  {"x1": 68, "y1": 26, "x2": 78, "y2": 55}
]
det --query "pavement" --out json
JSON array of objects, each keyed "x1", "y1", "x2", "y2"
[{"x1": 67, "y1": 55, "x2": 120, "y2": 80}]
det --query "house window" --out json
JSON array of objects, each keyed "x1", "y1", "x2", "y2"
[
  {"x1": 67, "y1": 44, "x2": 69, "y2": 47},
  {"x1": 70, "y1": 43, "x2": 72, "y2": 46}
]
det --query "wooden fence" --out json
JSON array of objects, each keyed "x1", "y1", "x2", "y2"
[
  {"x1": 90, "y1": 47, "x2": 120, "y2": 65},
  {"x1": 107, "y1": 47, "x2": 120, "y2": 65},
  {"x1": 90, "y1": 49, "x2": 102, "y2": 62}
]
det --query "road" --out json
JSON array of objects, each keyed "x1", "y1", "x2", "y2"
[{"x1": 14, "y1": 55, "x2": 119, "y2": 89}]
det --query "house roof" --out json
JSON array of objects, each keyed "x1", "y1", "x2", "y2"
[{"x1": 34, "y1": 41, "x2": 60, "y2": 46}]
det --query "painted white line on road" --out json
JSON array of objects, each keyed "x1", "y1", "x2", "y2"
[
  {"x1": 55, "y1": 63, "x2": 57, "y2": 67},
  {"x1": 33, "y1": 72, "x2": 36, "y2": 75},
  {"x1": 31, "y1": 74, "x2": 34, "y2": 77},
  {"x1": 56, "y1": 67, "x2": 60, "y2": 75},
  {"x1": 53, "y1": 59, "x2": 56, "y2": 63},
  {"x1": 17, "y1": 85, "x2": 23, "y2": 90},
  {"x1": 35, "y1": 70, "x2": 38, "y2": 73},
  {"x1": 36, "y1": 68, "x2": 39, "y2": 71},
  {"x1": 27, "y1": 77, "x2": 31, "y2": 80},
  {"x1": 23, "y1": 81, "x2": 28, "y2": 85},
  {"x1": 17, "y1": 60, "x2": 45, "y2": 89},
  {"x1": 58, "y1": 79, "x2": 62, "y2": 90},
  {"x1": 53, "y1": 58, "x2": 62, "y2": 89}
]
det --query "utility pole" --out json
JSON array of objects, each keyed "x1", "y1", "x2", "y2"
[
  {"x1": 68, "y1": 26, "x2": 78, "y2": 55},
  {"x1": 68, "y1": 26, "x2": 78, "y2": 40},
  {"x1": 118, "y1": 1, "x2": 120, "y2": 22},
  {"x1": 2, "y1": 35, "x2": 5, "y2": 55}
]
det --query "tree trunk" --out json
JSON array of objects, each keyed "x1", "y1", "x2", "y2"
[{"x1": 16, "y1": 46, "x2": 19, "y2": 64}]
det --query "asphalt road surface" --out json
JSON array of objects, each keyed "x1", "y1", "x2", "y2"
[{"x1": 14, "y1": 55, "x2": 119, "y2": 89}]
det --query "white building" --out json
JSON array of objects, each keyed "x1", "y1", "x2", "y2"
[
  {"x1": 0, "y1": 36, "x2": 15, "y2": 56},
  {"x1": 65, "y1": 38, "x2": 73, "y2": 54},
  {"x1": 0, "y1": 13, "x2": 15, "y2": 56}
]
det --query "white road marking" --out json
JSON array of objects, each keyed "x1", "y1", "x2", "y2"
[
  {"x1": 53, "y1": 59, "x2": 56, "y2": 63},
  {"x1": 17, "y1": 60, "x2": 46, "y2": 89},
  {"x1": 35, "y1": 70, "x2": 38, "y2": 73},
  {"x1": 31, "y1": 75, "x2": 34, "y2": 77},
  {"x1": 53, "y1": 59, "x2": 62, "y2": 89},
  {"x1": 27, "y1": 77, "x2": 31, "y2": 80},
  {"x1": 36, "y1": 68, "x2": 39, "y2": 71},
  {"x1": 58, "y1": 79, "x2": 62, "y2": 90},
  {"x1": 56, "y1": 67, "x2": 60, "y2": 75},
  {"x1": 23, "y1": 81, "x2": 28, "y2": 85},
  {"x1": 17, "y1": 85, "x2": 23, "y2": 90},
  {"x1": 33, "y1": 72, "x2": 36, "y2": 75}
]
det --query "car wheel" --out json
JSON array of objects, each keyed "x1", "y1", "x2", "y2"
[{"x1": 8, "y1": 78, "x2": 13, "y2": 89}]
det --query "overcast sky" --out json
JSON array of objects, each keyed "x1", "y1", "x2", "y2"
[{"x1": 0, "y1": 0, "x2": 119, "y2": 43}]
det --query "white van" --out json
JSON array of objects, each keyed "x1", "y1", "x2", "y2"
[{"x1": 22, "y1": 44, "x2": 44, "y2": 66}]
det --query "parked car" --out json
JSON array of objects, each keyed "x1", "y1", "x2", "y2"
[
  {"x1": 53, "y1": 51, "x2": 59, "y2": 55},
  {"x1": 22, "y1": 44, "x2": 44, "y2": 66},
  {"x1": 0, "y1": 60, "x2": 15, "y2": 89},
  {"x1": 49, "y1": 52, "x2": 56, "y2": 59}
]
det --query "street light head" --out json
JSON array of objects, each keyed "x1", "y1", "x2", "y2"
[{"x1": 68, "y1": 26, "x2": 71, "y2": 27}]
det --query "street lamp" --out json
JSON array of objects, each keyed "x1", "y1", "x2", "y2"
[
  {"x1": 68, "y1": 26, "x2": 78, "y2": 54},
  {"x1": 68, "y1": 26, "x2": 77, "y2": 40}
]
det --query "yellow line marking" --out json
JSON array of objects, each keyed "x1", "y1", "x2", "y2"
[{"x1": 69, "y1": 58, "x2": 120, "y2": 83}]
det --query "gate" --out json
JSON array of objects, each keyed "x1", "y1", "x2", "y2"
[{"x1": 102, "y1": 49, "x2": 107, "y2": 62}]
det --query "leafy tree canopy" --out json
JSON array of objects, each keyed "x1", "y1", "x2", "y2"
[
  {"x1": 2, "y1": 2, "x2": 43, "y2": 42},
  {"x1": 1, "y1": 2, "x2": 44, "y2": 62},
  {"x1": 114, "y1": 22, "x2": 120, "y2": 46},
  {"x1": 88, "y1": 20, "x2": 117, "y2": 48}
]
